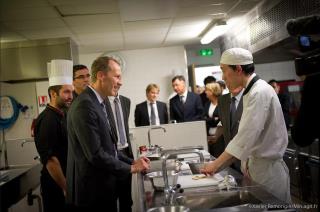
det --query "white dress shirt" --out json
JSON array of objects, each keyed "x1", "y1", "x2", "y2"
[{"x1": 179, "y1": 90, "x2": 188, "y2": 103}]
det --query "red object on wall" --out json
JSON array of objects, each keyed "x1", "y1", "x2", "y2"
[{"x1": 38, "y1": 96, "x2": 48, "y2": 107}]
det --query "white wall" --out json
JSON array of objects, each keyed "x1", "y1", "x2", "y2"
[
  {"x1": 255, "y1": 60, "x2": 299, "y2": 82},
  {"x1": 80, "y1": 46, "x2": 187, "y2": 127},
  {"x1": 0, "y1": 82, "x2": 39, "y2": 167}
]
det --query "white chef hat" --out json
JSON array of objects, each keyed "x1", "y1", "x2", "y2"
[
  {"x1": 220, "y1": 48, "x2": 253, "y2": 65},
  {"x1": 47, "y1": 59, "x2": 73, "y2": 86}
]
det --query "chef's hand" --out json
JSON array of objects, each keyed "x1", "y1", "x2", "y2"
[
  {"x1": 131, "y1": 157, "x2": 150, "y2": 173},
  {"x1": 200, "y1": 161, "x2": 218, "y2": 176}
]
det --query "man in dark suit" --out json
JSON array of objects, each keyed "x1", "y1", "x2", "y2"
[
  {"x1": 216, "y1": 86, "x2": 244, "y2": 145},
  {"x1": 135, "y1": 83, "x2": 168, "y2": 127},
  {"x1": 169, "y1": 75, "x2": 203, "y2": 123},
  {"x1": 66, "y1": 56, "x2": 150, "y2": 211},
  {"x1": 268, "y1": 79, "x2": 291, "y2": 129},
  {"x1": 106, "y1": 92, "x2": 133, "y2": 212},
  {"x1": 212, "y1": 86, "x2": 244, "y2": 172}
]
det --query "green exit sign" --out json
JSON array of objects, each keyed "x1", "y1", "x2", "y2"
[{"x1": 199, "y1": 48, "x2": 213, "y2": 56}]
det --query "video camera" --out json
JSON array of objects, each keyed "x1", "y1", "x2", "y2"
[{"x1": 286, "y1": 15, "x2": 320, "y2": 76}]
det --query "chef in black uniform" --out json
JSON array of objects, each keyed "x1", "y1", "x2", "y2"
[{"x1": 34, "y1": 59, "x2": 73, "y2": 212}]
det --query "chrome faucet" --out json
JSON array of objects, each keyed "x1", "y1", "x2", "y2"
[
  {"x1": 161, "y1": 149, "x2": 204, "y2": 205},
  {"x1": 147, "y1": 126, "x2": 166, "y2": 148}
]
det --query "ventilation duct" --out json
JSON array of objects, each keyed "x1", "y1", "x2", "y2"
[
  {"x1": 220, "y1": 0, "x2": 320, "y2": 64},
  {"x1": 0, "y1": 37, "x2": 78, "y2": 83}
]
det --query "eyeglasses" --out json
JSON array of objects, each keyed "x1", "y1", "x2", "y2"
[{"x1": 74, "y1": 74, "x2": 90, "y2": 80}]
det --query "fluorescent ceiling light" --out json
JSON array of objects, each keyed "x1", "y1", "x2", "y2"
[{"x1": 200, "y1": 21, "x2": 228, "y2": 44}]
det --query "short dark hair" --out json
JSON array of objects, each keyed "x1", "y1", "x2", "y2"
[
  {"x1": 217, "y1": 80, "x2": 226, "y2": 89},
  {"x1": 73, "y1": 64, "x2": 88, "y2": 78},
  {"x1": 48, "y1": 85, "x2": 62, "y2": 99},
  {"x1": 91, "y1": 57, "x2": 119, "y2": 83},
  {"x1": 268, "y1": 79, "x2": 277, "y2": 84},
  {"x1": 172, "y1": 75, "x2": 185, "y2": 83},
  {"x1": 229, "y1": 64, "x2": 255, "y2": 75},
  {"x1": 203, "y1": 76, "x2": 216, "y2": 85}
]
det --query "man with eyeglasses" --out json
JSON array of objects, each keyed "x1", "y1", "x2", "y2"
[{"x1": 72, "y1": 64, "x2": 90, "y2": 98}]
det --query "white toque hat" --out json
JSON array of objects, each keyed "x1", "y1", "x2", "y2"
[
  {"x1": 220, "y1": 48, "x2": 253, "y2": 65},
  {"x1": 47, "y1": 59, "x2": 73, "y2": 86}
]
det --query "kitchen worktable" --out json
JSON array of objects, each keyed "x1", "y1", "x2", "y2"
[{"x1": 136, "y1": 166, "x2": 293, "y2": 212}]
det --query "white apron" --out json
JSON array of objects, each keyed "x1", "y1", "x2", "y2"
[{"x1": 243, "y1": 157, "x2": 292, "y2": 203}]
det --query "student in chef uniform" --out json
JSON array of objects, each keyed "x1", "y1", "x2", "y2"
[
  {"x1": 201, "y1": 48, "x2": 291, "y2": 203},
  {"x1": 34, "y1": 60, "x2": 74, "y2": 212}
]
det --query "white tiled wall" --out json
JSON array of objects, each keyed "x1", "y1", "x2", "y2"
[{"x1": 255, "y1": 61, "x2": 299, "y2": 82}]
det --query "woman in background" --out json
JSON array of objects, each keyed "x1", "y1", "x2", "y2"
[{"x1": 202, "y1": 82, "x2": 223, "y2": 157}]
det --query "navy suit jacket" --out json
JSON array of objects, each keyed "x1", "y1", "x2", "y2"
[
  {"x1": 218, "y1": 93, "x2": 243, "y2": 144},
  {"x1": 66, "y1": 87, "x2": 133, "y2": 208},
  {"x1": 202, "y1": 102, "x2": 220, "y2": 135},
  {"x1": 134, "y1": 101, "x2": 168, "y2": 127},
  {"x1": 169, "y1": 92, "x2": 203, "y2": 123}
]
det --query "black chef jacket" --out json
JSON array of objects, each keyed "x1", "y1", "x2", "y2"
[{"x1": 34, "y1": 104, "x2": 68, "y2": 181}]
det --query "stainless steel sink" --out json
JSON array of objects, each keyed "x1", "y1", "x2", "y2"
[
  {"x1": 0, "y1": 164, "x2": 36, "y2": 181},
  {"x1": 0, "y1": 163, "x2": 42, "y2": 210},
  {"x1": 147, "y1": 206, "x2": 190, "y2": 212},
  {"x1": 177, "y1": 190, "x2": 262, "y2": 210},
  {"x1": 146, "y1": 170, "x2": 179, "y2": 191}
]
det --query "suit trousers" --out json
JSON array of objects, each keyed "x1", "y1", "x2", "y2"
[{"x1": 118, "y1": 147, "x2": 133, "y2": 212}]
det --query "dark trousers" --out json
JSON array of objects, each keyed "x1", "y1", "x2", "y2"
[
  {"x1": 118, "y1": 147, "x2": 133, "y2": 212},
  {"x1": 40, "y1": 175, "x2": 65, "y2": 212}
]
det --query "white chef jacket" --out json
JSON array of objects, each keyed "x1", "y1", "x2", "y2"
[
  {"x1": 225, "y1": 73, "x2": 291, "y2": 203},
  {"x1": 226, "y1": 74, "x2": 288, "y2": 161}
]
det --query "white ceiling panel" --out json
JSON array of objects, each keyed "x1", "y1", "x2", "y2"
[
  {"x1": 48, "y1": 0, "x2": 117, "y2": 6},
  {"x1": 80, "y1": 37, "x2": 123, "y2": 46},
  {"x1": 172, "y1": 16, "x2": 213, "y2": 26},
  {"x1": 79, "y1": 38, "x2": 123, "y2": 53},
  {"x1": 178, "y1": 0, "x2": 232, "y2": 7},
  {"x1": 123, "y1": 19, "x2": 171, "y2": 31},
  {"x1": 169, "y1": 24, "x2": 208, "y2": 34},
  {"x1": 64, "y1": 14, "x2": 121, "y2": 27},
  {"x1": 1, "y1": 0, "x2": 264, "y2": 53},
  {"x1": 57, "y1": 3, "x2": 119, "y2": 15},
  {"x1": 125, "y1": 35, "x2": 163, "y2": 44},
  {"x1": 177, "y1": 4, "x2": 230, "y2": 17},
  {"x1": 70, "y1": 25, "x2": 121, "y2": 34},
  {"x1": 119, "y1": 0, "x2": 178, "y2": 21},
  {"x1": 77, "y1": 32, "x2": 122, "y2": 41}
]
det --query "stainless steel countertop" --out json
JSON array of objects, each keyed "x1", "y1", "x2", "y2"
[{"x1": 137, "y1": 167, "x2": 292, "y2": 212}]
